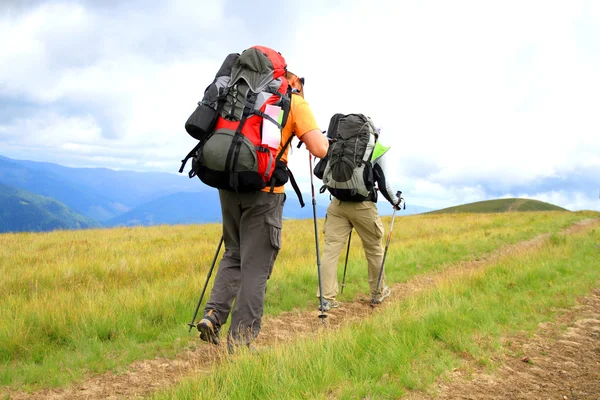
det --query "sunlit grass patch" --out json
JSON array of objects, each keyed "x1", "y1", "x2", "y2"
[
  {"x1": 0, "y1": 211, "x2": 597, "y2": 391},
  {"x1": 154, "y1": 222, "x2": 600, "y2": 400}
]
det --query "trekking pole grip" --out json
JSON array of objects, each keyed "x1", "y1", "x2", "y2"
[{"x1": 394, "y1": 191, "x2": 405, "y2": 210}]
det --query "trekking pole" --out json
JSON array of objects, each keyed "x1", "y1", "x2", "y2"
[
  {"x1": 310, "y1": 154, "x2": 327, "y2": 321},
  {"x1": 371, "y1": 191, "x2": 404, "y2": 308},
  {"x1": 187, "y1": 235, "x2": 224, "y2": 332},
  {"x1": 340, "y1": 230, "x2": 352, "y2": 294}
]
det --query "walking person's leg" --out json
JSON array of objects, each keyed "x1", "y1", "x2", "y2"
[
  {"x1": 348, "y1": 202, "x2": 388, "y2": 298},
  {"x1": 317, "y1": 199, "x2": 352, "y2": 308},
  {"x1": 227, "y1": 191, "x2": 285, "y2": 350},
  {"x1": 198, "y1": 190, "x2": 242, "y2": 344}
]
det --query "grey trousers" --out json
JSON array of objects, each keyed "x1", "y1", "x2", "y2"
[{"x1": 204, "y1": 189, "x2": 284, "y2": 346}]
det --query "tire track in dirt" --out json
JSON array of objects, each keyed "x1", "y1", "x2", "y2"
[{"x1": 3, "y1": 218, "x2": 599, "y2": 400}]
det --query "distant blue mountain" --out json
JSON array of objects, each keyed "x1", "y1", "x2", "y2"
[
  {"x1": 105, "y1": 189, "x2": 430, "y2": 228},
  {"x1": 13, "y1": 158, "x2": 205, "y2": 206},
  {"x1": 0, "y1": 156, "x2": 121, "y2": 221},
  {"x1": 0, "y1": 155, "x2": 205, "y2": 221},
  {"x1": 105, "y1": 190, "x2": 329, "y2": 227},
  {"x1": 0, "y1": 154, "x2": 431, "y2": 231},
  {"x1": 105, "y1": 191, "x2": 222, "y2": 227},
  {"x1": 0, "y1": 183, "x2": 101, "y2": 233}
]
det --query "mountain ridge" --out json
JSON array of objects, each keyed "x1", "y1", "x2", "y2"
[{"x1": 0, "y1": 183, "x2": 101, "y2": 233}]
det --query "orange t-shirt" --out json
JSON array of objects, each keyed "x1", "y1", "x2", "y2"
[{"x1": 262, "y1": 94, "x2": 319, "y2": 194}]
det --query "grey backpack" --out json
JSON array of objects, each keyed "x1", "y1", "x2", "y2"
[{"x1": 314, "y1": 113, "x2": 378, "y2": 202}]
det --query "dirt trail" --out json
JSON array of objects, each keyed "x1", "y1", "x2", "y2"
[
  {"x1": 507, "y1": 199, "x2": 527, "y2": 212},
  {"x1": 3, "y1": 219, "x2": 599, "y2": 400},
  {"x1": 404, "y1": 289, "x2": 600, "y2": 400}
]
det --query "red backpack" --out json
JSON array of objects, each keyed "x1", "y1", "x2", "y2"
[{"x1": 180, "y1": 46, "x2": 304, "y2": 205}]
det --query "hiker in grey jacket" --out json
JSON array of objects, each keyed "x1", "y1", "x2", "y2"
[{"x1": 317, "y1": 127, "x2": 401, "y2": 311}]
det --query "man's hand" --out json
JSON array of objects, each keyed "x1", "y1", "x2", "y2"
[{"x1": 394, "y1": 191, "x2": 404, "y2": 210}]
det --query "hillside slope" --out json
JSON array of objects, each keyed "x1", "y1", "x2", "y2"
[
  {"x1": 0, "y1": 184, "x2": 101, "y2": 233},
  {"x1": 104, "y1": 191, "x2": 222, "y2": 227},
  {"x1": 0, "y1": 155, "x2": 205, "y2": 222},
  {"x1": 428, "y1": 198, "x2": 569, "y2": 214},
  {"x1": 104, "y1": 191, "x2": 330, "y2": 227}
]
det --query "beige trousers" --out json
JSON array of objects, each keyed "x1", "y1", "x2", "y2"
[{"x1": 317, "y1": 198, "x2": 386, "y2": 300}]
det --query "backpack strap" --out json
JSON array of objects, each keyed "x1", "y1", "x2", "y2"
[
  {"x1": 269, "y1": 134, "x2": 294, "y2": 194},
  {"x1": 280, "y1": 88, "x2": 292, "y2": 128},
  {"x1": 180, "y1": 87, "x2": 229, "y2": 177},
  {"x1": 268, "y1": 134, "x2": 305, "y2": 207},
  {"x1": 179, "y1": 141, "x2": 204, "y2": 176},
  {"x1": 286, "y1": 167, "x2": 305, "y2": 208},
  {"x1": 252, "y1": 86, "x2": 292, "y2": 130},
  {"x1": 251, "y1": 109, "x2": 283, "y2": 129},
  {"x1": 223, "y1": 83, "x2": 289, "y2": 191},
  {"x1": 224, "y1": 92, "x2": 258, "y2": 191},
  {"x1": 269, "y1": 91, "x2": 306, "y2": 207}
]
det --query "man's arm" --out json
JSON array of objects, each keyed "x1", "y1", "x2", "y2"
[
  {"x1": 301, "y1": 129, "x2": 329, "y2": 158},
  {"x1": 288, "y1": 95, "x2": 329, "y2": 158},
  {"x1": 373, "y1": 162, "x2": 400, "y2": 207}
]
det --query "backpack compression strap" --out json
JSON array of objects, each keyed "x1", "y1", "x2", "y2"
[
  {"x1": 252, "y1": 110, "x2": 283, "y2": 129},
  {"x1": 224, "y1": 92, "x2": 258, "y2": 191},
  {"x1": 225, "y1": 85, "x2": 288, "y2": 190},
  {"x1": 179, "y1": 141, "x2": 203, "y2": 176},
  {"x1": 251, "y1": 86, "x2": 291, "y2": 129},
  {"x1": 179, "y1": 88, "x2": 229, "y2": 176}
]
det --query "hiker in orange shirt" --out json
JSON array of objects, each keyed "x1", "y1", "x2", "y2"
[{"x1": 196, "y1": 61, "x2": 329, "y2": 353}]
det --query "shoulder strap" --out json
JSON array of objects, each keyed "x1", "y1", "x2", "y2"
[
  {"x1": 286, "y1": 167, "x2": 305, "y2": 208},
  {"x1": 268, "y1": 133, "x2": 305, "y2": 207}
]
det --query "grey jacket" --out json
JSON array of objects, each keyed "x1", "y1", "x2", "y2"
[{"x1": 372, "y1": 155, "x2": 400, "y2": 206}]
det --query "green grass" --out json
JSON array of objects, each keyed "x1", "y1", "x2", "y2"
[
  {"x1": 427, "y1": 198, "x2": 568, "y2": 214},
  {"x1": 0, "y1": 210, "x2": 597, "y2": 391},
  {"x1": 322, "y1": 211, "x2": 593, "y2": 306},
  {"x1": 153, "y1": 222, "x2": 600, "y2": 399}
]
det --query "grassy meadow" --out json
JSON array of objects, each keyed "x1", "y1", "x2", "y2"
[
  {"x1": 1, "y1": 209, "x2": 599, "y2": 396},
  {"x1": 156, "y1": 213, "x2": 600, "y2": 399}
]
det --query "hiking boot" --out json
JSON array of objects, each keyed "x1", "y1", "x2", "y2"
[
  {"x1": 197, "y1": 310, "x2": 220, "y2": 345},
  {"x1": 372, "y1": 286, "x2": 392, "y2": 304},
  {"x1": 318, "y1": 299, "x2": 340, "y2": 312}
]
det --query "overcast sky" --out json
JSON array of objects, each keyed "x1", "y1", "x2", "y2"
[{"x1": 1, "y1": 0, "x2": 599, "y2": 211}]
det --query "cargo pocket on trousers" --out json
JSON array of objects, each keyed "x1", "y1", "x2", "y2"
[{"x1": 265, "y1": 215, "x2": 282, "y2": 250}]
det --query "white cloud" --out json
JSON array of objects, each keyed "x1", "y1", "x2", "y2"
[
  {"x1": 0, "y1": 0, "x2": 599, "y2": 211},
  {"x1": 507, "y1": 190, "x2": 599, "y2": 212},
  {"x1": 0, "y1": 112, "x2": 101, "y2": 146},
  {"x1": 0, "y1": 0, "x2": 234, "y2": 170},
  {"x1": 286, "y1": 0, "x2": 600, "y2": 210}
]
